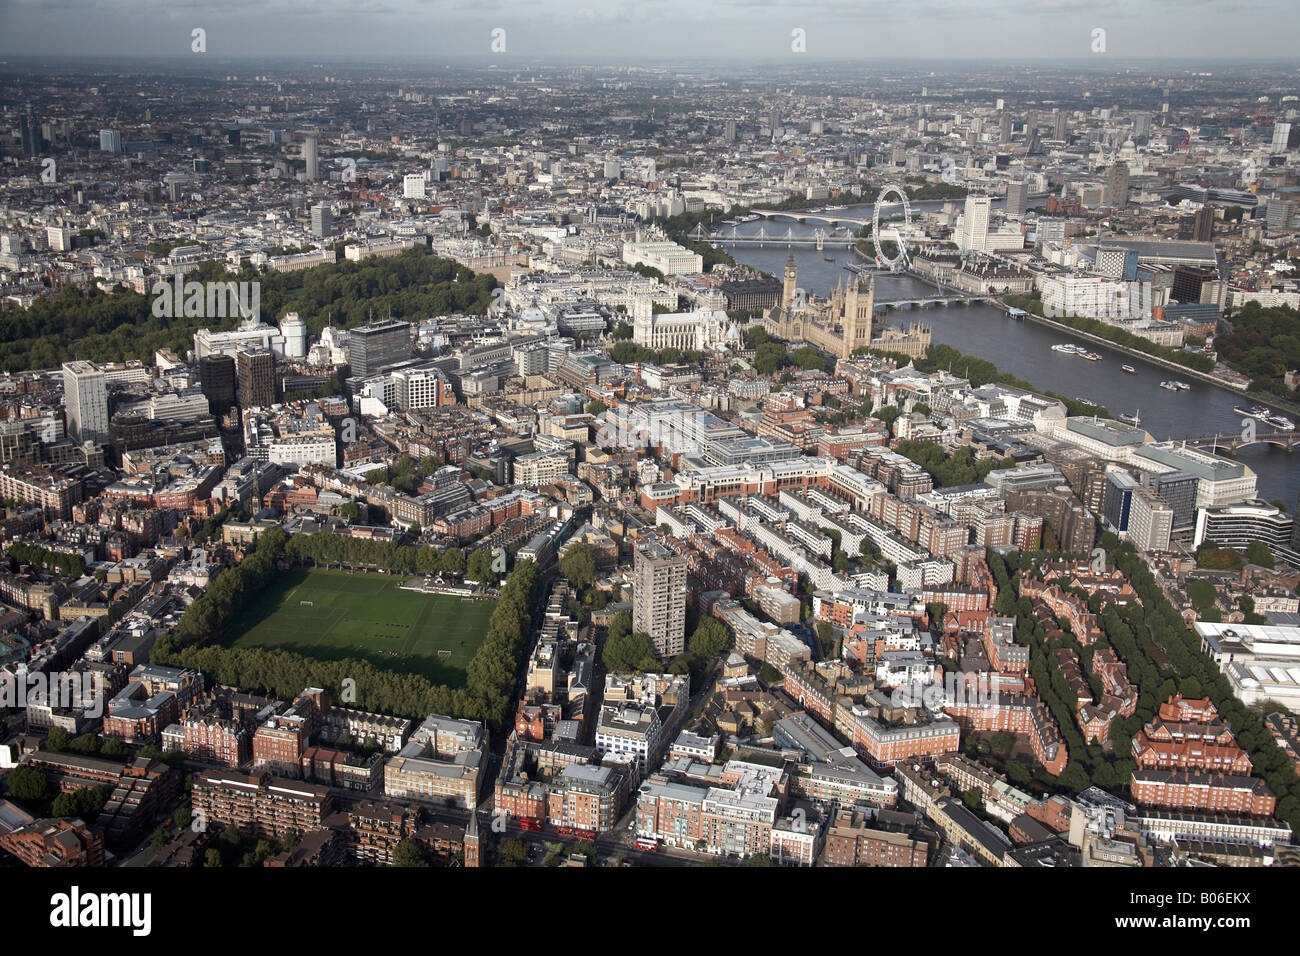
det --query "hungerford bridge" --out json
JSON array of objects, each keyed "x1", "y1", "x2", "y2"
[
  {"x1": 691, "y1": 222, "x2": 859, "y2": 249},
  {"x1": 750, "y1": 209, "x2": 876, "y2": 228}
]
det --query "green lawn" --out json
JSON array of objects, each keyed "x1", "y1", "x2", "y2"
[{"x1": 224, "y1": 568, "x2": 494, "y2": 686}]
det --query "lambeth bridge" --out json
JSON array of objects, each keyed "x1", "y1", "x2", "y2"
[{"x1": 1179, "y1": 431, "x2": 1300, "y2": 452}]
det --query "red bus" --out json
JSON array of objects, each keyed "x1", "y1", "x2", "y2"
[
  {"x1": 556, "y1": 826, "x2": 573, "y2": 837},
  {"x1": 635, "y1": 837, "x2": 658, "y2": 852},
  {"x1": 519, "y1": 817, "x2": 541, "y2": 832}
]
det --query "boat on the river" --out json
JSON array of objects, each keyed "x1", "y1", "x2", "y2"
[
  {"x1": 1121, "y1": 365, "x2": 1137, "y2": 374},
  {"x1": 1160, "y1": 381, "x2": 1180, "y2": 391},
  {"x1": 1265, "y1": 415, "x2": 1295, "y2": 431},
  {"x1": 1233, "y1": 404, "x2": 1271, "y2": 419},
  {"x1": 1052, "y1": 343, "x2": 1085, "y2": 354},
  {"x1": 1118, "y1": 410, "x2": 1142, "y2": 426},
  {"x1": 1079, "y1": 351, "x2": 1102, "y2": 361}
]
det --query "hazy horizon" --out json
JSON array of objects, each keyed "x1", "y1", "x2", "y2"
[{"x1": 0, "y1": 0, "x2": 1295, "y2": 62}]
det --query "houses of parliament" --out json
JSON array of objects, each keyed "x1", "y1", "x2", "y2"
[{"x1": 763, "y1": 255, "x2": 932, "y2": 361}]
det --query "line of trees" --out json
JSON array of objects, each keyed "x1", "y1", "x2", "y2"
[
  {"x1": 1002, "y1": 293, "x2": 1215, "y2": 375},
  {"x1": 4, "y1": 541, "x2": 86, "y2": 578},
  {"x1": 463, "y1": 559, "x2": 542, "y2": 726},
  {"x1": 283, "y1": 530, "x2": 467, "y2": 577},
  {"x1": 609, "y1": 341, "x2": 704, "y2": 367}
]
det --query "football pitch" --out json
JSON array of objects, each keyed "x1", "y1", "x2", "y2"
[{"x1": 224, "y1": 567, "x2": 494, "y2": 687}]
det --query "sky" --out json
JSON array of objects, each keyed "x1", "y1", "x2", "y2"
[{"x1": 0, "y1": 0, "x2": 1296, "y2": 62}]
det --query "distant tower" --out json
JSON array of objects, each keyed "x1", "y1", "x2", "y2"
[
  {"x1": 1106, "y1": 163, "x2": 1130, "y2": 209},
  {"x1": 781, "y1": 254, "x2": 797, "y2": 312},
  {"x1": 20, "y1": 104, "x2": 40, "y2": 159},
  {"x1": 303, "y1": 133, "x2": 319, "y2": 181},
  {"x1": 841, "y1": 277, "x2": 875, "y2": 359},
  {"x1": 463, "y1": 808, "x2": 480, "y2": 868}
]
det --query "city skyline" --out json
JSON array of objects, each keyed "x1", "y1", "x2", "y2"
[{"x1": 0, "y1": 0, "x2": 1297, "y2": 896}]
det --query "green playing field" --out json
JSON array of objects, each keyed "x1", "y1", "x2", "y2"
[{"x1": 224, "y1": 567, "x2": 494, "y2": 686}]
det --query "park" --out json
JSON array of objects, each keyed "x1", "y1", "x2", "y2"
[{"x1": 223, "y1": 567, "x2": 494, "y2": 687}]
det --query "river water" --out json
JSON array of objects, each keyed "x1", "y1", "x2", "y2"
[{"x1": 720, "y1": 205, "x2": 1299, "y2": 507}]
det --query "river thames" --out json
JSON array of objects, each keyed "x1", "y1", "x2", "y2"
[{"x1": 719, "y1": 206, "x2": 1299, "y2": 508}]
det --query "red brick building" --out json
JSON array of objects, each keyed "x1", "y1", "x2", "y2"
[
  {"x1": 1131, "y1": 696, "x2": 1252, "y2": 775},
  {"x1": 1129, "y1": 769, "x2": 1275, "y2": 816},
  {"x1": 0, "y1": 817, "x2": 104, "y2": 867},
  {"x1": 822, "y1": 809, "x2": 928, "y2": 867}
]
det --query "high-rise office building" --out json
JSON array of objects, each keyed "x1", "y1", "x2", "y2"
[
  {"x1": 1128, "y1": 488, "x2": 1173, "y2": 553},
  {"x1": 1171, "y1": 266, "x2": 1218, "y2": 305},
  {"x1": 960, "y1": 194, "x2": 991, "y2": 253},
  {"x1": 1054, "y1": 110, "x2": 1068, "y2": 142},
  {"x1": 1106, "y1": 163, "x2": 1130, "y2": 209},
  {"x1": 1152, "y1": 471, "x2": 1199, "y2": 533},
  {"x1": 402, "y1": 174, "x2": 426, "y2": 199},
  {"x1": 1272, "y1": 122, "x2": 1294, "y2": 154},
  {"x1": 62, "y1": 361, "x2": 108, "y2": 442},
  {"x1": 236, "y1": 349, "x2": 276, "y2": 410},
  {"x1": 20, "y1": 106, "x2": 40, "y2": 159},
  {"x1": 632, "y1": 542, "x2": 687, "y2": 659},
  {"x1": 1005, "y1": 181, "x2": 1028, "y2": 217},
  {"x1": 99, "y1": 129, "x2": 122, "y2": 154},
  {"x1": 1192, "y1": 205, "x2": 1214, "y2": 243},
  {"x1": 311, "y1": 204, "x2": 333, "y2": 238},
  {"x1": 1104, "y1": 470, "x2": 1138, "y2": 534},
  {"x1": 724, "y1": 119, "x2": 737, "y2": 142},
  {"x1": 999, "y1": 113, "x2": 1012, "y2": 144},
  {"x1": 303, "y1": 133, "x2": 319, "y2": 181},
  {"x1": 198, "y1": 354, "x2": 237, "y2": 417},
  {"x1": 1095, "y1": 247, "x2": 1139, "y2": 281},
  {"x1": 347, "y1": 320, "x2": 411, "y2": 380}
]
